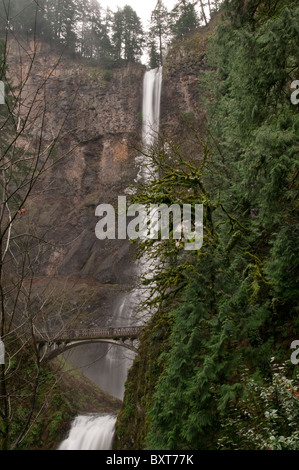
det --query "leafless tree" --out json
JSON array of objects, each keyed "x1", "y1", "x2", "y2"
[
  {"x1": 196, "y1": 0, "x2": 223, "y2": 24},
  {"x1": 0, "y1": 7, "x2": 84, "y2": 449}
]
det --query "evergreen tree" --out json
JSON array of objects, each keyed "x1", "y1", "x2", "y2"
[
  {"x1": 77, "y1": 0, "x2": 111, "y2": 60},
  {"x1": 0, "y1": 0, "x2": 146, "y2": 64},
  {"x1": 112, "y1": 8, "x2": 124, "y2": 61},
  {"x1": 97, "y1": 7, "x2": 114, "y2": 66},
  {"x1": 169, "y1": 1, "x2": 199, "y2": 41},
  {"x1": 148, "y1": 0, "x2": 169, "y2": 66},
  {"x1": 112, "y1": 5, "x2": 144, "y2": 63},
  {"x1": 147, "y1": 40, "x2": 160, "y2": 69},
  {"x1": 0, "y1": 0, "x2": 48, "y2": 39}
]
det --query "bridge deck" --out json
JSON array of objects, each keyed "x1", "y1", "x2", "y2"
[{"x1": 35, "y1": 326, "x2": 143, "y2": 343}]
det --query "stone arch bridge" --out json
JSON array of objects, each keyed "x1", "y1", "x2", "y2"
[{"x1": 35, "y1": 326, "x2": 143, "y2": 362}]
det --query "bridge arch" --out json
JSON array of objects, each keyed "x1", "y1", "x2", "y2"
[
  {"x1": 35, "y1": 326, "x2": 142, "y2": 362},
  {"x1": 38, "y1": 338, "x2": 138, "y2": 362}
]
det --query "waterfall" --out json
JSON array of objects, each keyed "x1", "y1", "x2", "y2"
[
  {"x1": 59, "y1": 67, "x2": 162, "y2": 450},
  {"x1": 58, "y1": 415, "x2": 116, "y2": 450},
  {"x1": 93, "y1": 66, "x2": 163, "y2": 399},
  {"x1": 137, "y1": 66, "x2": 163, "y2": 182},
  {"x1": 142, "y1": 67, "x2": 163, "y2": 148}
]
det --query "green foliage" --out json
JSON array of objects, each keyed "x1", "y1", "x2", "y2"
[
  {"x1": 111, "y1": 5, "x2": 144, "y2": 63},
  {"x1": 136, "y1": 111, "x2": 143, "y2": 125},
  {"x1": 181, "y1": 111, "x2": 194, "y2": 123},
  {"x1": 169, "y1": 2, "x2": 200, "y2": 41},
  {"x1": 147, "y1": 0, "x2": 169, "y2": 67},
  {"x1": 117, "y1": 0, "x2": 299, "y2": 451},
  {"x1": 218, "y1": 361, "x2": 299, "y2": 450},
  {"x1": 48, "y1": 412, "x2": 64, "y2": 438},
  {"x1": 223, "y1": 0, "x2": 297, "y2": 26},
  {"x1": 114, "y1": 310, "x2": 172, "y2": 450},
  {"x1": 102, "y1": 70, "x2": 114, "y2": 82},
  {"x1": 148, "y1": 41, "x2": 160, "y2": 69},
  {"x1": 0, "y1": 0, "x2": 144, "y2": 65}
]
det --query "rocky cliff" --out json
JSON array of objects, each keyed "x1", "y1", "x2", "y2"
[
  {"x1": 8, "y1": 40, "x2": 145, "y2": 329},
  {"x1": 6, "y1": 23, "x2": 210, "y2": 397},
  {"x1": 7, "y1": 29, "x2": 210, "y2": 331},
  {"x1": 160, "y1": 32, "x2": 209, "y2": 136}
]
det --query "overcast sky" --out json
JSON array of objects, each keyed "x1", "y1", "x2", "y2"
[{"x1": 99, "y1": 0, "x2": 178, "y2": 29}]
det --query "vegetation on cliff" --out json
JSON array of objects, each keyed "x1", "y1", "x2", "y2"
[
  {"x1": 115, "y1": 0, "x2": 299, "y2": 450},
  {"x1": 0, "y1": 31, "x2": 125, "y2": 449},
  {"x1": 1, "y1": 337, "x2": 120, "y2": 450},
  {"x1": 0, "y1": 0, "x2": 221, "y2": 67}
]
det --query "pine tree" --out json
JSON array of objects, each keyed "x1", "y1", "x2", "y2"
[{"x1": 148, "y1": 40, "x2": 160, "y2": 69}]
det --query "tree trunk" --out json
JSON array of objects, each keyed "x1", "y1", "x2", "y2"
[{"x1": 199, "y1": 0, "x2": 208, "y2": 25}]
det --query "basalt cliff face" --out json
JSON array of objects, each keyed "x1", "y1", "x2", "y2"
[
  {"x1": 8, "y1": 40, "x2": 146, "y2": 327},
  {"x1": 7, "y1": 35, "x2": 205, "y2": 329},
  {"x1": 160, "y1": 34, "x2": 208, "y2": 136}
]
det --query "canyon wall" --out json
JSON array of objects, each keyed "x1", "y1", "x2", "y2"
[
  {"x1": 5, "y1": 24, "x2": 211, "y2": 399},
  {"x1": 8, "y1": 40, "x2": 145, "y2": 328}
]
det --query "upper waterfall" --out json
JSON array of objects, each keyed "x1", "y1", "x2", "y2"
[
  {"x1": 136, "y1": 66, "x2": 162, "y2": 183},
  {"x1": 142, "y1": 67, "x2": 163, "y2": 149}
]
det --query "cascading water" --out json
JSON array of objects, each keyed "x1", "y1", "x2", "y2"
[
  {"x1": 59, "y1": 67, "x2": 162, "y2": 451},
  {"x1": 137, "y1": 66, "x2": 163, "y2": 182},
  {"x1": 58, "y1": 415, "x2": 116, "y2": 450}
]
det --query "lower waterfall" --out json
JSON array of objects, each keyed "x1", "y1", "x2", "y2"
[
  {"x1": 59, "y1": 66, "x2": 162, "y2": 451},
  {"x1": 58, "y1": 415, "x2": 116, "y2": 450}
]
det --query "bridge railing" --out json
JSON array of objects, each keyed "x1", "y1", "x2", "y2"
[{"x1": 35, "y1": 326, "x2": 143, "y2": 342}]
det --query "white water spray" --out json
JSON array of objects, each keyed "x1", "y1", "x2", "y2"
[
  {"x1": 137, "y1": 67, "x2": 162, "y2": 182},
  {"x1": 143, "y1": 67, "x2": 163, "y2": 148},
  {"x1": 59, "y1": 415, "x2": 116, "y2": 450}
]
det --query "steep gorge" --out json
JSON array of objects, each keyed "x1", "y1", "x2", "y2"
[
  {"x1": 10, "y1": 31, "x2": 206, "y2": 374},
  {"x1": 2, "y1": 1, "x2": 298, "y2": 452},
  {"x1": 4, "y1": 21, "x2": 215, "y2": 447}
]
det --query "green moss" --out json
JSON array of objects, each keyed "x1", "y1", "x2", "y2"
[
  {"x1": 5, "y1": 351, "x2": 121, "y2": 450},
  {"x1": 114, "y1": 310, "x2": 172, "y2": 450},
  {"x1": 103, "y1": 70, "x2": 114, "y2": 82},
  {"x1": 136, "y1": 111, "x2": 142, "y2": 125}
]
